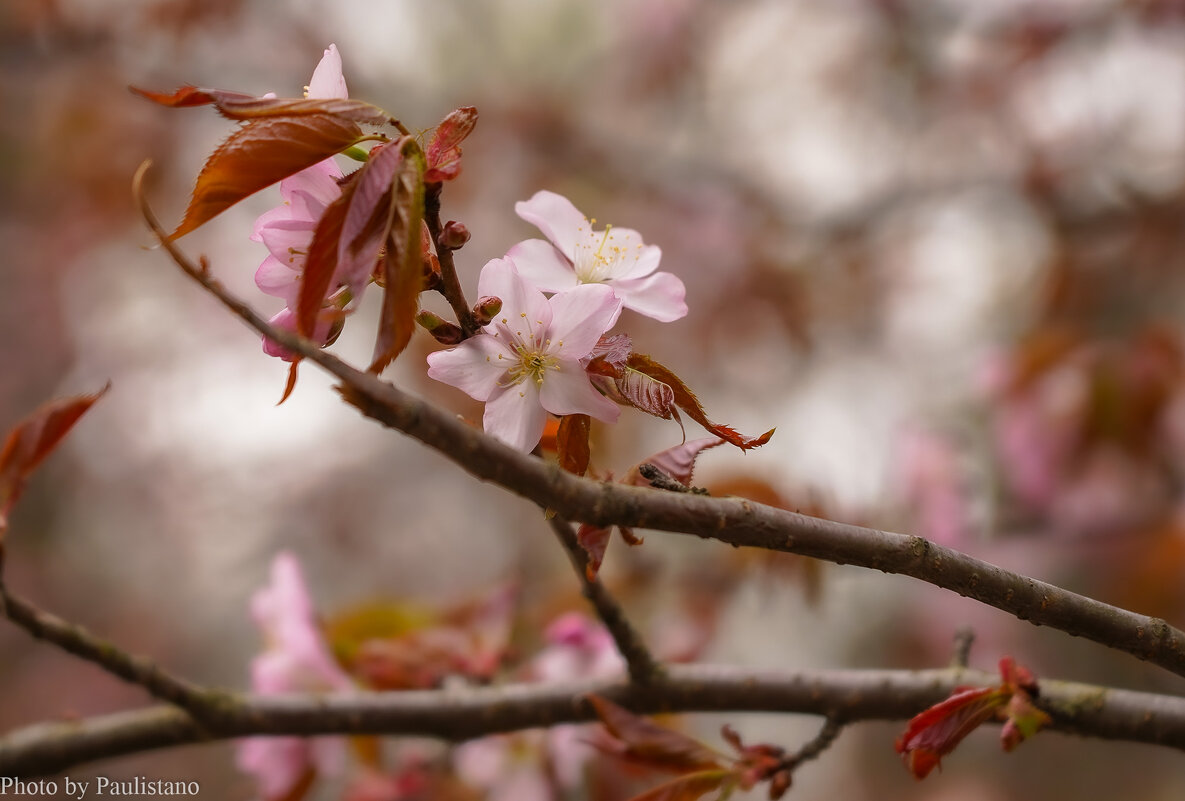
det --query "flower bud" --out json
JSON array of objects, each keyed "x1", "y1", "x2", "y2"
[
  {"x1": 415, "y1": 310, "x2": 464, "y2": 345},
  {"x1": 471, "y1": 295, "x2": 502, "y2": 326},
  {"x1": 439, "y1": 220, "x2": 471, "y2": 250}
]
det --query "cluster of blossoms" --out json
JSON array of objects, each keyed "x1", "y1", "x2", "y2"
[
  {"x1": 425, "y1": 194, "x2": 687, "y2": 452},
  {"x1": 250, "y1": 44, "x2": 354, "y2": 360},
  {"x1": 238, "y1": 552, "x2": 630, "y2": 801},
  {"x1": 252, "y1": 46, "x2": 687, "y2": 451}
]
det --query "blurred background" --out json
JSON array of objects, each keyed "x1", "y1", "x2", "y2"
[{"x1": 3, "y1": 0, "x2": 1185, "y2": 798}]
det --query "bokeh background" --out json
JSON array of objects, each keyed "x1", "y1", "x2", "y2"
[{"x1": 4, "y1": 0, "x2": 1185, "y2": 798}]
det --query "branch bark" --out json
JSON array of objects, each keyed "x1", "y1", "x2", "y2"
[
  {"x1": 131, "y1": 174, "x2": 1185, "y2": 682},
  {"x1": 3, "y1": 665, "x2": 1184, "y2": 777}
]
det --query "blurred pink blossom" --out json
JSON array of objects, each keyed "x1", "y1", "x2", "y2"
[
  {"x1": 237, "y1": 551, "x2": 354, "y2": 800},
  {"x1": 897, "y1": 427, "x2": 972, "y2": 546},
  {"x1": 453, "y1": 613, "x2": 626, "y2": 799}
]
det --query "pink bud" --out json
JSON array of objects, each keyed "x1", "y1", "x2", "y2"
[
  {"x1": 471, "y1": 295, "x2": 502, "y2": 326},
  {"x1": 439, "y1": 221, "x2": 471, "y2": 250}
]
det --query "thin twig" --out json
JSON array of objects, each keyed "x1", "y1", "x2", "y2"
[
  {"x1": 4, "y1": 665, "x2": 1185, "y2": 776},
  {"x1": 424, "y1": 184, "x2": 479, "y2": 335},
  {"x1": 951, "y1": 626, "x2": 976, "y2": 670},
  {"x1": 784, "y1": 717, "x2": 844, "y2": 770},
  {"x1": 133, "y1": 169, "x2": 1185, "y2": 681},
  {"x1": 546, "y1": 515, "x2": 665, "y2": 685}
]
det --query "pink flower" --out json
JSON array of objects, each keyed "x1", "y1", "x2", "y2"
[
  {"x1": 453, "y1": 614, "x2": 626, "y2": 799},
  {"x1": 237, "y1": 552, "x2": 353, "y2": 800},
  {"x1": 250, "y1": 44, "x2": 357, "y2": 361},
  {"x1": 508, "y1": 190, "x2": 687, "y2": 323},
  {"x1": 426, "y1": 258, "x2": 622, "y2": 452}
]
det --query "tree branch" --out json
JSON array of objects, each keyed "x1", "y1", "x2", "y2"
[
  {"x1": 132, "y1": 172, "x2": 1185, "y2": 682},
  {"x1": 0, "y1": 586, "x2": 223, "y2": 720},
  {"x1": 546, "y1": 515, "x2": 664, "y2": 684},
  {"x1": 3, "y1": 664, "x2": 1184, "y2": 777}
]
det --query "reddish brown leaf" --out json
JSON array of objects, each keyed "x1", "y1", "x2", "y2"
[
  {"x1": 625, "y1": 770, "x2": 732, "y2": 801},
  {"x1": 0, "y1": 387, "x2": 108, "y2": 541},
  {"x1": 895, "y1": 685, "x2": 1009, "y2": 779},
  {"x1": 626, "y1": 438, "x2": 726, "y2": 488},
  {"x1": 424, "y1": 106, "x2": 478, "y2": 182},
  {"x1": 618, "y1": 365, "x2": 679, "y2": 421},
  {"x1": 587, "y1": 333, "x2": 634, "y2": 372},
  {"x1": 625, "y1": 354, "x2": 775, "y2": 450},
  {"x1": 337, "y1": 141, "x2": 408, "y2": 299},
  {"x1": 557, "y1": 414, "x2": 592, "y2": 476},
  {"x1": 588, "y1": 695, "x2": 725, "y2": 773},
  {"x1": 577, "y1": 523, "x2": 612, "y2": 580},
  {"x1": 131, "y1": 85, "x2": 390, "y2": 125},
  {"x1": 297, "y1": 176, "x2": 356, "y2": 337},
  {"x1": 277, "y1": 362, "x2": 300, "y2": 405},
  {"x1": 172, "y1": 115, "x2": 362, "y2": 239},
  {"x1": 370, "y1": 137, "x2": 426, "y2": 372}
]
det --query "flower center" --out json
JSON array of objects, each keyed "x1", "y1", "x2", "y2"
[
  {"x1": 506, "y1": 346, "x2": 558, "y2": 386},
  {"x1": 573, "y1": 219, "x2": 634, "y2": 284}
]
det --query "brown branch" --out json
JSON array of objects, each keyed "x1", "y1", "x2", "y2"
[
  {"x1": 134, "y1": 170, "x2": 1185, "y2": 681},
  {"x1": 3, "y1": 665, "x2": 1185, "y2": 777},
  {"x1": 424, "y1": 183, "x2": 479, "y2": 335},
  {"x1": 0, "y1": 586, "x2": 223, "y2": 720},
  {"x1": 546, "y1": 515, "x2": 664, "y2": 685}
]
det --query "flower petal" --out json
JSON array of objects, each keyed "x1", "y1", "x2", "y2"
[
  {"x1": 544, "y1": 283, "x2": 622, "y2": 358},
  {"x1": 280, "y1": 159, "x2": 343, "y2": 212},
  {"x1": 506, "y1": 239, "x2": 580, "y2": 293},
  {"x1": 255, "y1": 255, "x2": 300, "y2": 303},
  {"x1": 604, "y1": 237, "x2": 662, "y2": 281},
  {"x1": 484, "y1": 382, "x2": 548, "y2": 452},
  {"x1": 515, "y1": 190, "x2": 588, "y2": 261},
  {"x1": 259, "y1": 219, "x2": 315, "y2": 266},
  {"x1": 610, "y1": 271, "x2": 688, "y2": 322},
  {"x1": 307, "y1": 44, "x2": 348, "y2": 99},
  {"x1": 478, "y1": 259, "x2": 553, "y2": 349},
  {"x1": 539, "y1": 364, "x2": 620, "y2": 423},
  {"x1": 426, "y1": 334, "x2": 515, "y2": 402}
]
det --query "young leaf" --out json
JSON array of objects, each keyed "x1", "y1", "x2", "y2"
[
  {"x1": 370, "y1": 137, "x2": 427, "y2": 372},
  {"x1": 338, "y1": 141, "x2": 408, "y2": 300},
  {"x1": 588, "y1": 695, "x2": 726, "y2": 772},
  {"x1": 172, "y1": 115, "x2": 363, "y2": 239},
  {"x1": 576, "y1": 523, "x2": 612, "y2": 580},
  {"x1": 625, "y1": 354, "x2": 775, "y2": 450},
  {"x1": 626, "y1": 438, "x2": 726, "y2": 488},
  {"x1": 424, "y1": 106, "x2": 478, "y2": 182},
  {"x1": 297, "y1": 175, "x2": 356, "y2": 338},
  {"x1": 618, "y1": 365, "x2": 679, "y2": 421},
  {"x1": 131, "y1": 86, "x2": 390, "y2": 125},
  {"x1": 625, "y1": 770, "x2": 732, "y2": 801},
  {"x1": 894, "y1": 686, "x2": 1010, "y2": 779},
  {"x1": 0, "y1": 387, "x2": 108, "y2": 541},
  {"x1": 557, "y1": 414, "x2": 592, "y2": 476}
]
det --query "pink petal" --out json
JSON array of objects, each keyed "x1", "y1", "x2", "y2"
[
  {"x1": 603, "y1": 237, "x2": 661, "y2": 281},
  {"x1": 610, "y1": 271, "x2": 688, "y2": 322},
  {"x1": 307, "y1": 44, "x2": 348, "y2": 99},
  {"x1": 484, "y1": 382, "x2": 548, "y2": 452},
  {"x1": 280, "y1": 160, "x2": 343, "y2": 211},
  {"x1": 544, "y1": 284, "x2": 621, "y2": 358},
  {"x1": 259, "y1": 219, "x2": 315, "y2": 266},
  {"x1": 255, "y1": 255, "x2": 300, "y2": 303},
  {"x1": 251, "y1": 205, "x2": 295, "y2": 242},
  {"x1": 515, "y1": 190, "x2": 587, "y2": 262},
  {"x1": 478, "y1": 259, "x2": 553, "y2": 348},
  {"x1": 539, "y1": 364, "x2": 620, "y2": 423},
  {"x1": 426, "y1": 335, "x2": 515, "y2": 402},
  {"x1": 506, "y1": 238, "x2": 581, "y2": 292}
]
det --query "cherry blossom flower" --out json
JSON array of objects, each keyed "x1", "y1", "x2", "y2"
[
  {"x1": 426, "y1": 258, "x2": 622, "y2": 452},
  {"x1": 453, "y1": 613, "x2": 626, "y2": 800},
  {"x1": 250, "y1": 44, "x2": 354, "y2": 361},
  {"x1": 237, "y1": 552, "x2": 354, "y2": 800},
  {"x1": 508, "y1": 190, "x2": 687, "y2": 323}
]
